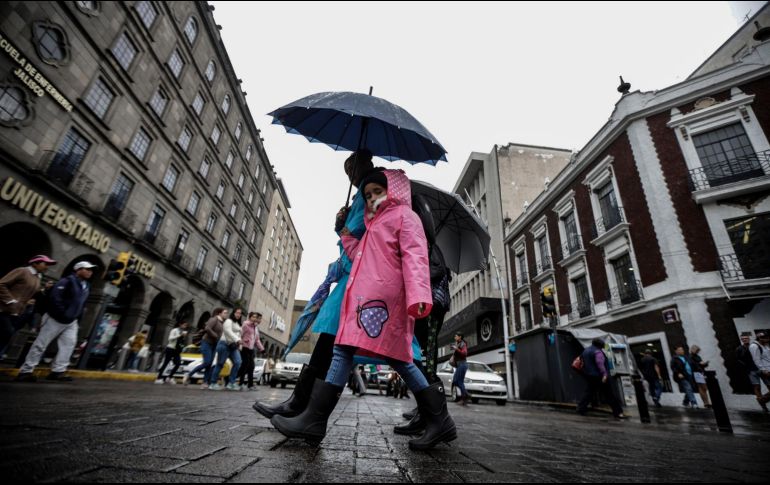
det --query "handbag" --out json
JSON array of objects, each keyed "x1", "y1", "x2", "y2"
[
  {"x1": 571, "y1": 355, "x2": 584, "y2": 373},
  {"x1": 449, "y1": 355, "x2": 457, "y2": 368},
  {"x1": 693, "y1": 372, "x2": 706, "y2": 385}
]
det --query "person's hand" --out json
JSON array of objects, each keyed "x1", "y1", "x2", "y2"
[
  {"x1": 678, "y1": 373, "x2": 684, "y2": 380},
  {"x1": 335, "y1": 207, "x2": 350, "y2": 233},
  {"x1": 602, "y1": 375, "x2": 608, "y2": 384},
  {"x1": 340, "y1": 227, "x2": 351, "y2": 237}
]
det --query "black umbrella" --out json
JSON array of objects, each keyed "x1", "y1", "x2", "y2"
[{"x1": 411, "y1": 180, "x2": 491, "y2": 274}]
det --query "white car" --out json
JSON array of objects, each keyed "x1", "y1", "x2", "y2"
[
  {"x1": 436, "y1": 360, "x2": 508, "y2": 405},
  {"x1": 271, "y1": 353, "x2": 311, "y2": 388},
  {"x1": 253, "y1": 358, "x2": 267, "y2": 384}
]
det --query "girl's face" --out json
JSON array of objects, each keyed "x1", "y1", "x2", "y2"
[
  {"x1": 221, "y1": 310, "x2": 229, "y2": 320},
  {"x1": 364, "y1": 183, "x2": 387, "y2": 213},
  {"x1": 234, "y1": 309, "x2": 242, "y2": 320}
]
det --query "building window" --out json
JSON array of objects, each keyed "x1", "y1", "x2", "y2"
[
  {"x1": 254, "y1": 163, "x2": 260, "y2": 179},
  {"x1": 227, "y1": 273, "x2": 236, "y2": 295},
  {"x1": 205, "y1": 212, "x2": 217, "y2": 234},
  {"x1": 111, "y1": 33, "x2": 137, "y2": 71},
  {"x1": 195, "y1": 247, "x2": 208, "y2": 272},
  {"x1": 225, "y1": 151, "x2": 234, "y2": 170},
  {"x1": 724, "y1": 213, "x2": 770, "y2": 280},
  {"x1": 145, "y1": 205, "x2": 166, "y2": 243},
  {"x1": 192, "y1": 92, "x2": 205, "y2": 116},
  {"x1": 221, "y1": 95, "x2": 231, "y2": 115},
  {"x1": 187, "y1": 191, "x2": 200, "y2": 216},
  {"x1": 262, "y1": 180, "x2": 267, "y2": 194},
  {"x1": 205, "y1": 60, "x2": 216, "y2": 82},
  {"x1": 33, "y1": 22, "x2": 68, "y2": 64},
  {"x1": 573, "y1": 276, "x2": 592, "y2": 318},
  {"x1": 213, "y1": 261, "x2": 223, "y2": 283},
  {"x1": 216, "y1": 181, "x2": 225, "y2": 200},
  {"x1": 238, "y1": 172, "x2": 245, "y2": 190},
  {"x1": 0, "y1": 86, "x2": 29, "y2": 124},
  {"x1": 104, "y1": 173, "x2": 133, "y2": 220},
  {"x1": 234, "y1": 243, "x2": 242, "y2": 263},
  {"x1": 211, "y1": 125, "x2": 221, "y2": 146},
  {"x1": 222, "y1": 230, "x2": 231, "y2": 249},
  {"x1": 246, "y1": 145, "x2": 253, "y2": 161},
  {"x1": 237, "y1": 282, "x2": 245, "y2": 300},
  {"x1": 129, "y1": 128, "x2": 151, "y2": 161},
  {"x1": 244, "y1": 255, "x2": 251, "y2": 272},
  {"x1": 240, "y1": 218, "x2": 248, "y2": 233},
  {"x1": 134, "y1": 1, "x2": 157, "y2": 29},
  {"x1": 177, "y1": 126, "x2": 192, "y2": 152},
  {"x1": 76, "y1": 1, "x2": 98, "y2": 14},
  {"x1": 257, "y1": 205, "x2": 262, "y2": 220},
  {"x1": 167, "y1": 49, "x2": 184, "y2": 78},
  {"x1": 521, "y1": 303, "x2": 532, "y2": 330},
  {"x1": 84, "y1": 78, "x2": 114, "y2": 119},
  {"x1": 172, "y1": 229, "x2": 189, "y2": 263},
  {"x1": 235, "y1": 122, "x2": 242, "y2": 141},
  {"x1": 596, "y1": 181, "x2": 621, "y2": 230},
  {"x1": 536, "y1": 235, "x2": 550, "y2": 271},
  {"x1": 693, "y1": 123, "x2": 761, "y2": 188},
  {"x1": 270, "y1": 227, "x2": 275, "y2": 239},
  {"x1": 162, "y1": 165, "x2": 179, "y2": 193},
  {"x1": 230, "y1": 202, "x2": 238, "y2": 218},
  {"x1": 250, "y1": 230, "x2": 257, "y2": 245},
  {"x1": 47, "y1": 129, "x2": 90, "y2": 186},
  {"x1": 184, "y1": 17, "x2": 198, "y2": 45},
  {"x1": 247, "y1": 191, "x2": 254, "y2": 206},
  {"x1": 610, "y1": 253, "x2": 640, "y2": 305},
  {"x1": 199, "y1": 157, "x2": 211, "y2": 179},
  {"x1": 562, "y1": 210, "x2": 581, "y2": 255},
  {"x1": 149, "y1": 87, "x2": 168, "y2": 117}
]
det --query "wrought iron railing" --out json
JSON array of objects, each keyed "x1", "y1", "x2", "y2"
[
  {"x1": 561, "y1": 236, "x2": 583, "y2": 259},
  {"x1": 516, "y1": 271, "x2": 530, "y2": 288},
  {"x1": 688, "y1": 150, "x2": 770, "y2": 192},
  {"x1": 566, "y1": 299, "x2": 595, "y2": 322},
  {"x1": 536, "y1": 256, "x2": 553, "y2": 275},
  {"x1": 606, "y1": 280, "x2": 643, "y2": 310},
  {"x1": 719, "y1": 253, "x2": 770, "y2": 282},
  {"x1": 591, "y1": 208, "x2": 626, "y2": 239}
]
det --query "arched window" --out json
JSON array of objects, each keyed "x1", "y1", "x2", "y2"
[
  {"x1": 221, "y1": 94, "x2": 231, "y2": 115},
  {"x1": 235, "y1": 122, "x2": 242, "y2": 140},
  {"x1": 205, "y1": 60, "x2": 216, "y2": 82},
  {"x1": 0, "y1": 86, "x2": 30, "y2": 126},
  {"x1": 184, "y1": 17, "x2": 198, "y2": 45},
  {"x1": 33, "y1": 22, "x2": 70, "y2": 65}
]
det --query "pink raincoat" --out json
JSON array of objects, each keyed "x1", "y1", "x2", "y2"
[{"x1": 336, "y1": 169, "x2": 433, "y2": 363}]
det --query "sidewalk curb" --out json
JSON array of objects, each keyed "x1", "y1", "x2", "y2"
[
  {"x1": 0, "y1": 367, "x2": 156, "y2": 382},
  {"x1": 508, "y1": 398, "x2": 619, "y2": 416}
]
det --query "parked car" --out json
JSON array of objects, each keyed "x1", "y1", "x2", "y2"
[
  {"x1": 270, "y1": 352, "x2": 311, "y2": 388},
  {"x1": 366, "y1": 365, "x2": 394, "y2": 389},
  {"x1": 436, "y1": 360, "x2": 508, "y2": 405},
  {"x1": 162, "y1": 345, "x2": 232, "y2": 384},
  {"x1": 253, "y1": 357, "x2": 267, "y2": 385}
]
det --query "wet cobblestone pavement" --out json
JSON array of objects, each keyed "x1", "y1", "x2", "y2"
[{"x1": 1, "y1": 379, "x2": 769, "y2": 482}]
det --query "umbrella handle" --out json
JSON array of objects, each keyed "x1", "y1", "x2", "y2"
[{"x1": 344, "y1": 87, "x2": 374, "y2": 208}]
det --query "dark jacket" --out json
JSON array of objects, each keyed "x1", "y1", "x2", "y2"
[
  {"x1": 691, "y1": 353, "x2": 708, "y2": 374},
  {"x1": 639, "y1": 355, "x2": 660, "y2": 382},
  {"x1": 736, "y1": 344, "x2": 758, "y2": 373},
  {"x1": 203, "y1": 317, "x2": 224, "y2": 345},
  {"x1": 582, "y1": 345, "x2": 610, "y2": 378},
  {"x1": 452, "y1": 340, "x2": 468, "y2": 364},
  {"x1": 670, "y1": 354, "x2": 696, "y2": 384},
  {"x1": 47, "y1": 274, "x2": 90, "y2": 324}
]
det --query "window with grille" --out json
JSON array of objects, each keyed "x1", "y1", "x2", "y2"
[
  {"x1": 145, "y1": 205, "x2": 166, "y2": 242},
  {"x1": 216, "y1": 182, "x2": 225, "y2": 200},
  {"x1": 213, "y1": 261, "x2": 223, "y2": 283},
  {"x1": 596, "y1": 181, "x2": 621, "y2": 229},
  {"x1": 205, "y1": 60, "x2": 216, "y2": 82},
  {"x1": 167, "y1": 49, "x2": 184, "y2": 78},
  {"x1": 149, "y1": 87, "x2": 168, "y2": 117},
  {"x1": 562, "y1": 210, "x2": 580, "y2": 253},
  {"x1": 135, "y1": 1, "x2": 157, "y2": 28},
  {"x1": 235, "y1": 122, "x2": 242, "y2": 140},
  {"x1": 206, "y1": 213, "x2": 217, "y2": 234},
  {"x1": 537, "y1": 235, "x2": 549, "y2": 269},
  {"x1": 222, "y1": 95, "x2": 231, "y2": 115},
  {"x1": 192, "y1": 92, "x2": 205, "y2": 116},
  {"x1": 84, "y1": 78, "x2": 114, "y2": 119},
  {"x1": 162, "y1": 165, "x2": 178, "y2": 192},
  {"x1": 222, "y1": 230, "x2": 231, "y2": 249},
  {"x1": 34, "y1": 23, "x2": 67, "y2": 63},
  {"x1": 47, "y1": 129, "x2": 90, "y2": 186},
  {"x1": 195, "y1": 247, "x2": 208, "y2": 272},
  {"x1": 111, "y1": 33, "x2": 136, "y2": 71},
  {"x1": 184, "y1": 17, "x2": 198, "y2": 44},
  {"x1": 211, "y1": 125, "x2": 221, "y2": 146},
  {"x1": 225, "y1": 151, "x2": 234, "y2": 170},
  {"x1": 129, "y1": 128, "x2": 151, "y2": 160},
  {"x1": 521, "y1": 303, "x2": 532, "y2": 329},
  {"x1": 611, "y1": 253, "x2": 639, "y2": 304},
  {"x1": 573, "y1": 276, "x2": 591, "y2": 317},
  {"x1": 173, "y1": 229, "x2": 189, "y2": 262},
  {"x1": 177, "y1": 126, "x2": 192, "y2": 152},
  {"x1": 693, "y1": 123, "x2": 761, "y2": 187},
  {"x1": 234, "y1": 244, "x2": 242, "y2": 263},
  {"x1": 199, "y1": 158, "x2": 210, "y2": 179},
  {"x1": 0, "y1": 86, "x2": 28, "y2": 123},
  {"x1": 104, "y1": 173, "x2": 133, "y2": 220},
  {"x1": 187, "y1": 191, "x2": 200, "y2": 216}
]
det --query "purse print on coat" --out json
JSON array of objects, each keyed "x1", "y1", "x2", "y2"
[{"x1": 357, "y1": 300, "x2": 389, "y2": 339}]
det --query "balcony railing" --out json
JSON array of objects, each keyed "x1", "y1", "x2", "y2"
[
  {"x1": 688, "y1": 150, "x2": 770, "y2": 192},
  {"x1": 561, "y1": 236, "x2": 583, "y2": 260},
  {"x1": 606, "y1": 280, "x2": 644, "y2": 310},
  {"x1": 566, "y1": 299, "x2": 595, "y2": 322},
  {"x1": 719, "y1": 254, "x2": 770, "y2": 282},
  {"x1": 142, "y1": 232, "x2": 168, "y2": 254},
  {"x1": 171, "y1": 252, "x2": 193, "y2": 272},
  {"x1": 515, "y1": 271, "x2": 530, "y2": 288},
  {"x1": 592, "y1": 208, "x2": 626, "y2": 239},
  {"x1": 536, "y1": 256, "x2": 553, "y2": 276}
]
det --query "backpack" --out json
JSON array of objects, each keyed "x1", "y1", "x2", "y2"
[{"x1": 571, "y1": 355, "x2": 585, "y2": 373}]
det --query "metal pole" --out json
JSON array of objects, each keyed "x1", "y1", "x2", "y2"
[
  {"x1": 706, "y1": 370, "x2": 733, "y2": 433},
  {"x1": 464, "y1": 190, "x2": 513, "y2": 401}
]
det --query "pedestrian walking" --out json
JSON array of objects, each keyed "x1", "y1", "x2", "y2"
[
  {"x1": 353, "y1": 364, "x2": 367, "y2": 397},
  {"x1": 639, "y1": 349, "x2": 663, "y2": 408},
  {"x1": 690, "y1": 345, "x2": 712, "y2": 409},
  {"x1": 211, "y1": 307, "x2": 243, "y2": 391},
  {"x1": 15, "y1": 261, "x2": 94, "y2": 382},
  {"x1": 750, "y1": 330, "x2": 770, "y2": 413},
  {"x1": 238, "y1": 312, "x2": 265, "y2": 390},
  {"x1": 263, "y1": 356, "x2": 274, "y2": 386},
  {"x1": 126, "y1": 330, "x2": 148, "y2": 372},
  {"x1": 270, "y1": 169, "x2": 455, "y2": 450},
  {"x1": 0, "y1": 255, "x2": 56, "y2": 356},
  {"x1": 450, "y1": 333, "x2": 470, "y2": 406},
  {"x1": 576, "y1": 338, "x2": 628, "y2": 419},
  {"x1": 184, "y1": 308, "x2": 227, "y2": 389},
  {"x1": 155, "y1": 321, "x2": 189, "y2": 384},
  {"x1": 671, "y1": 344, "x2": 699, "y2": 408}
]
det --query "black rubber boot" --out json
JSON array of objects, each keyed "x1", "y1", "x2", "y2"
[
  {"x1": 394, "y1": 411, "x2": 426, "y2": 435},
  {"x1": 409, "y1": 382, "x2": 457, "y2": 451},
  {"x1": 253, "y1": 365, "x2": 319, "y2": 419},
  {"x1": 271, "y1": 379, "x2": 342, "y2": 443},
  {"x1": 402, "y1": 406, "x2": 418, "y2": 420}
]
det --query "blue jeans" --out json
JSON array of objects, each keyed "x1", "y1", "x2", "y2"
[
  {"x1": 212, "y1": 340, "x2": 242, "y2": 385},
  {"x1": 326, "y1": 345, "x2": 429, "y2": 392},
  {"x1": 452, "y1": 361, "x2": 468, "y2": 397},
  {"x1": 188, "y1": 340, "x2": 216, "y2": 384},
  {"x1": 680, "y1": 379, "x2": 698, "y2": 407},
  {"x1": 647, "y1": 379, "x2": 663, "y2": 403}
]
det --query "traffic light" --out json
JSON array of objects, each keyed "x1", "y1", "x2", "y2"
[
  {"x1": 541, "y1": 285, "x2": 557, "y2": 318},
  {"x1": 105, "y1": 251, "x2": 131, "y2": 286}
]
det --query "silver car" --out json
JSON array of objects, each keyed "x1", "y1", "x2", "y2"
[
  {"x1": 270, "y1": 353, "x2": 311, "y2": 388},
  {"x1": 436, "y1": 360, "x2": 508, "y2": 405}
]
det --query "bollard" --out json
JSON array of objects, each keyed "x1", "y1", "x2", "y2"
[
  {"x1": 705, "y1": 370, "x2": 732, "y2": 434},
  {"x1": 632, "y1": 374, "x2": 651, "y2": 424}
]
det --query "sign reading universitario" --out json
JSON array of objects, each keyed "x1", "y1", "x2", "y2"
[
  {"x1": 0, "y1": 31, "x2": 74, "y2": 112},
  {"x1": 1, "y1": 177, "x2": 110, "y2": 253}
]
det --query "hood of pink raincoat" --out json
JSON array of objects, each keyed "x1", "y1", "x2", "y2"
[{"x1": 366, "y1": 169, "x2": 411, "y2": 225}]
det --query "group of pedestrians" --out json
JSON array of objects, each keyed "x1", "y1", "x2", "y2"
[{"x1": 737, "y1": 330, "x2": 770, "y2": 412}]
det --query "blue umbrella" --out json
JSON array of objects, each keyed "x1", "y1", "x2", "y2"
[
  {"x1": 283, "y1": 259, "x2": 344, "y2": 358},
  {"x1": 268, "y1": 91, "x2": 448, "y2": 166}
]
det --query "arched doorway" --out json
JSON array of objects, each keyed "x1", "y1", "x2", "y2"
[
  {"x1": 197, "y1": 311, "x2": 211, "y2": 330},
  {"x1": 0, "y1": 222, "x2": 52, "y2": 277},
  {"x1": 146, "y1": 292, "x2": 174, "y2": 348},
  {"x1": 176, "y1": 300, "x2": 195, "y2": 325},
  {"x1": 60, "y1": 254, "x2": 106, "y2": 291}
]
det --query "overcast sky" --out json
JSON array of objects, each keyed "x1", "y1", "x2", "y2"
[{"x1": 210, "y1": 1, "x2": 766, "y2": 301}]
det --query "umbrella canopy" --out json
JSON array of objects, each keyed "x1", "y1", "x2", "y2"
[
  {"x1": 411, "y1": 180, "x2": 491, "y2": 274},
  {"x1": 268, "y1": 91, "x2": 448, "y2": 165}
]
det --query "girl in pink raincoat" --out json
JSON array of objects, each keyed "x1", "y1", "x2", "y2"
[{"x1": 272, "y1": 168, "x2": 456, "y2": 450}]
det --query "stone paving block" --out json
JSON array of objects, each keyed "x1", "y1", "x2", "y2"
[
  {"x1": 243, "y1": 429, "x2": 288, "y2": 449},
  {"x1": 92, "y1": 452, "x2": 189, "y2": 473},
  {"x1": 355, "y1": 458, "x2": 405, "y2": 478},
  {"x1": 150, "y1": 440, "x2": 228, "y2": 461},
  {"x1": 66, "y1": 467, "x2": 225, "y2": 483},
  {"x1": 228, "y1": 465, "x2": 302, "y2": 483},
  {"x1": 0, "y1": 452, "x2": 102, "y2": 482},
  {"x1": 175, "y1": 451, "x2": 258, "y2": 478}
]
